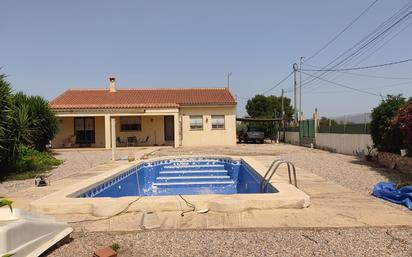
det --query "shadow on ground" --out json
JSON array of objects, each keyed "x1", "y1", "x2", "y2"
[{"x1": 349, "y1": 158, "x2": 412, "y2": 184}]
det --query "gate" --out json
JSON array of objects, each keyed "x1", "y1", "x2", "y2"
[{"x1": 299, "y1": 119, "x2": 315, "y2": 146}]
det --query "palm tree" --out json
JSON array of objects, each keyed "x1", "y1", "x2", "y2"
[
  {"x1": 0, "y1": 74, "x2": 59, "y2": 172},
  {"x1": 0, "y1": 75, "x2": 12, "y2": 165},
  {"x1": 8, "y1": 104, "x2": 38, "y2": 162}
]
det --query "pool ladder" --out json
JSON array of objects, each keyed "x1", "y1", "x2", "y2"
[{"x1": 260, "y1": 159, "x2": 298, "y2": 192}]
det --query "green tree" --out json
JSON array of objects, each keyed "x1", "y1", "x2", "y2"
[
  {"x1": 319, "y1": 117, "x2": 338, "y2": 127},
  {"x1": 245, "y1": 94, "x2": 294, "y2": 137},
  {"x1": 245, "y1": 94, "x2": 293, "y2": 119},
  {"x1": 370, "y1": 95, "x2": 406, "y2": 153}
]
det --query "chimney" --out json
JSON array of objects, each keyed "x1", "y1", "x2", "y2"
[{"x1": 109, "y1": 76, "x2": 117, "y2": 92}]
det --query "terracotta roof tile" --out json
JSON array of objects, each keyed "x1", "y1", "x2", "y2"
[{"x1": 50, "y1": 88, "x2": 236, "y2": 109}]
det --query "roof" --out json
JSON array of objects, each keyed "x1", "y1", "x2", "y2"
[{"x1": 49, "y1": 88, "x2": 236, "y2": 109}]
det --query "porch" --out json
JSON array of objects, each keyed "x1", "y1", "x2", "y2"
[{"x1": 52, "y1": 113, "x2": 179, "y2": 149}]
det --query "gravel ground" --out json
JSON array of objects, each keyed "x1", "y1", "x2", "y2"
[
  {"x1": 277, "y1": 148, "x2": 412, "y2": 196},
  {"x1": 0, "y1": 149, "x2": 142, "y2": 196},
  {"x1": 152, "y1": 143, "x2": 286, "y2": 157},
  {"x1": 2, "y1": 143, "x2": 412, "y2": 256},
  {"x1": 154, "y1": 143, "x2": 412, "y2": 196},
  {"x1": 45, "y1": 227, "x2": 412, "y2": 257}
]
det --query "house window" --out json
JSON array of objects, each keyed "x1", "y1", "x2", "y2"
[
  {"x1": 120, "y1": 116, "x2": 141, "y2": 131},
  {"x1": 189, "y1": 115, "x2": 203, "y2": 130},
  {"x1": 211, "y1": 115, "x2": 225, "y2": 129}
]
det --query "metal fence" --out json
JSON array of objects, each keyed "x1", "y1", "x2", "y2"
[
  {"x1": 285, "y1": 126, "x2": 299, "y2": 132},
  {"x1": 283, "y1": 113, "x2": 371, "y2": 135},
  {"x1": 318, "y1": 123, "x2": 370, "y2": 134},
  {"x1": 317, "y1": 113, "x2": 371, "y2": 135}
]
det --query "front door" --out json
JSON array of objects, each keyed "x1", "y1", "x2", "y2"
[
  {"x1": 74, "y1": 117, "x2": 95, "y2": 145},
  {"x1": 164, "y1": 116, "x2": 175, "y2": 141}
]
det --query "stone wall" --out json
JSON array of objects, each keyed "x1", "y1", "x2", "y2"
[{"x1": 376, "y1": 152, "x2": 412, "y2": 174}]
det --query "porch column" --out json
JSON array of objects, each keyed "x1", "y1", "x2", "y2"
[
  {"x1": 111, "y1": 118, "x2": 116, "y2": 160},
  {"x1": 173, "y1": 113, "x2": 179, "y2": 148},
  {"x1": 104, "y1": 115, "x2": 111, "y2": 149}
]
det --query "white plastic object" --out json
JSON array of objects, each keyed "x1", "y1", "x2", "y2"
[
  {"x1": 0, "y1": 208, "x2": 73, "y2": 257},
  {"x1": 196, "y1": 209, "x2": 209, "y2": 214}
]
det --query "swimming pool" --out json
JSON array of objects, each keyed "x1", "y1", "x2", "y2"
[
  {"x1": 30, "y1": 156, "x2": 310, "y2": 216},
  {"x1": 78, "y1": 157, "x2": 277, "y2": 198}
]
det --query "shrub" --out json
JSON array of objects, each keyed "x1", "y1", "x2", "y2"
[
  {"x1": 0, "y1": 74, "x2": 60, "y2": 177},
  {"x1": 14, "y1": 145, "x2": 62, "y2": 173},
  {"x1": 12, "y1": 92, "x2": 58, "y2": 151},
  {"x1": 394, "y1": 100, "x2": 412, "y2": 153},
  {"x1": 110, "y1": 243, "x2": 120, "y2": 252},
  {"x1": 370, "y1": 95, "x2": 406, "y2": 153}
]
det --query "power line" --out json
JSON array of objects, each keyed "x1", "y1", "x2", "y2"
[
  {"x1": 302, "y1": 19, "x2": 412, "y2": 92},
  {"x1": 302, "y1": 57, "x2": 412, "y2": 72},
  {"x1": 323, "y1": 9, "x2": 412, "y2": 70},
  {"x1": 343, "y1": 21, "x2": 412, "y2": 69},
  {"x1": 240, "y1": 3, "x2": 410, "y2": 104},
  {"x1": 301, "y1": 71, "x2": 381, "y2": 97},
  {"x1": 261, "y1": 71, "x2": 293, "y2": 95},
  {"x1": 304, "y1": 6, "x2": 412, "y2": 87},
  {"x1": 234, "y1": 71, "x2": 293, "y2": 101},
  {"x1": 318, "y1": 69, "x2": 412, "y2": 80},
  {"x1": 304, "y1": 80, "x2": 412, "y2": 94},
  {"x1": 305, "y1": 0, "x2": 379, "y2": 62},
  {"x1": 304, "y1": 63, "x2": 412, "y2": 80},
  {"x1": 236, "y1": 71, "x2": 294, "y2": 99},
  {"x1": 301, "y1": 2, "x2": 412, "y2": 89}
]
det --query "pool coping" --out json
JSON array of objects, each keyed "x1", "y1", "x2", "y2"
[{"x1": 29, "y1": 156, "x2": 310, "y2": 217}]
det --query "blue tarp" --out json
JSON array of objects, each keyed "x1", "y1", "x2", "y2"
[{"x1": 372, "y1": 182, "x2": 412, "y2": 211}]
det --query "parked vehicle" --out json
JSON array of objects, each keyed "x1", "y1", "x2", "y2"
[{"x1": 238, "y1": 127, "x2": 265, "y2": 144}]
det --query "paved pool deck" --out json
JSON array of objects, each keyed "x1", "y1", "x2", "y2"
[{"x1": 7, "y1": 151, "x2": 412, "y2": 232}]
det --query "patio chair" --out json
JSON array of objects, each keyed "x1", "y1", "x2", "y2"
[
  {"x1": 127, "y1": 136, "x2": 138, "y2": 147},
  {"x1": 139, "y1": 136, "x2": 150, "y2": 144},
  {"x1": 116, "y1": 137, "x2": 126, "y2": 147},
  {"x1": 63, "y1": 135, "x2": 76, "y2": 148}
]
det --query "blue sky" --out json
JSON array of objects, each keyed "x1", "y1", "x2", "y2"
[{"x1": 1, "y1": 0, "x2": 412, "y2": 117}]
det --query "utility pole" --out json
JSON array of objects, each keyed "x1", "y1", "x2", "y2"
[
  {"x1": 299, "y1": 57, "x2": 304, "y2": 121},
  {"x1": 293, "y1": 63, "x2": 298, "y2": 123},
  {"x1": 281, "y1": 88, "x2": 285, "y2": 142},
  {"x1": 225, "y1": 72, "x2": 232, "y2": 88}
]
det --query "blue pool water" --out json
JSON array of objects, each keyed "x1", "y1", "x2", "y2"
[{"x1": 78, "y1": 158, "x2": 277, "y2": 198}]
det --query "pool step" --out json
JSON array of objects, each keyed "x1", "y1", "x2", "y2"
[
  {"x1": 152, "y1": 181, "x2": 235, "y2": 186},
  {"x1": 155, "y1": 164, "x2": 235, "y2": 191},
  {"x1": 159, "y1": 170, "x2": 228, "y2": 176},
  {"x1": 156, "y1": 175, "x2": 231, "y2": 182},
  {"x1": 162, "y1": 164, "x2": 225, "y2": 170},
  {"x1": 166, "y1": 160, "x2": 222, "y2": 164}
]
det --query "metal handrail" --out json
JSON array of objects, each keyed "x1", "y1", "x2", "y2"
[{"x1": 260, "y1": 159, "x2": 297, "y2": 192}]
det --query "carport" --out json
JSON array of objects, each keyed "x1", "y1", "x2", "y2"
[{"x1": 236, "y1": 117, "x2": 283, "y2": 142}]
